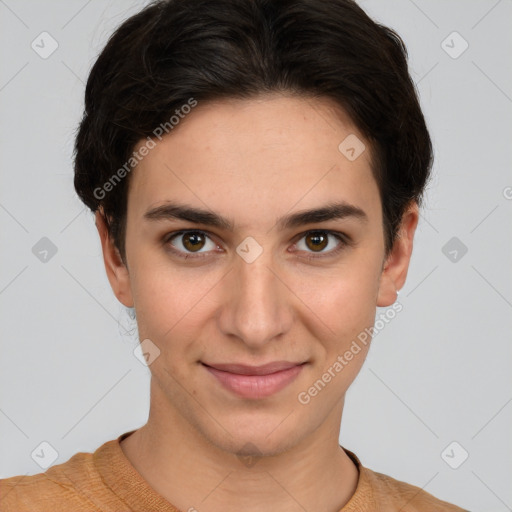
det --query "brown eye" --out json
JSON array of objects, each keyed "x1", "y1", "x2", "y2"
[
  {"x1": 304, "y1": 231, "x2": 329, "y2": 252},
  {"x1": 294, "y1": 230, "x2": 348, "y2": 259},
  {"x1": 166, "y1": 230, "x2": 217, "y2": 257},
  {"x1": 182, "y1": 232, "x2": 206, "y2": 252}
]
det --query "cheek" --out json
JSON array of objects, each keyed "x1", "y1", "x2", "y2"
[
  {"x1": 129, "y1": 258, "x2": 220, "y2": 342},
  {"x1": 129, "y1": 267, "x2": 210, "y2": 386},
  {"x1": 292, "y1": 258, "x2": 382, "y2": 340}
]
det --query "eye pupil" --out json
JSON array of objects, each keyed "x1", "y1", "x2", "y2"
[
  {"x1": 183, "y1": 232, "x2": 205, "y2": 252},
  {"x1": 306, "y1": 232, "x2": 328, "y2": 252}
]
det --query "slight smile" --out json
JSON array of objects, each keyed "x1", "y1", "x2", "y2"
[{"x1": 201, "y1": 361, "x2": 308, "y2": 399}]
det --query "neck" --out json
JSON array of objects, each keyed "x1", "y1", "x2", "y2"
[{"x1": 120, "y1": 383, "x2": 359, "y2": 512}]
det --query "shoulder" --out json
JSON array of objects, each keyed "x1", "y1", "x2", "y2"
[
  {"x1": 343, "y1": 449, "x2": 469, "y2": 512},
  {"x1": 0, "y1": 449, "x2": 104, "y2": 512},
  {"x1": 360, "y1": 465, "x2": 469, "y2": 511}
]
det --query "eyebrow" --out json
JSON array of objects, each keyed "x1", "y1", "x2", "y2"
[{"x1": 143, "y1": 200, "x2": 368, "y2": 231}]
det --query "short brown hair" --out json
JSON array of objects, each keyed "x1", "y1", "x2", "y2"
[{"x1": 73, "y1": 0, "x2": 433, "y2": 262}]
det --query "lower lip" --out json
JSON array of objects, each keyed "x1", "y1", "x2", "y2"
[{"x1": 203, "y1": 363, "x2": 305, "y2": 399}]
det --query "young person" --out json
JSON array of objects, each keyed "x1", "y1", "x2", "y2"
[{"x1": 0, "y1": 0, "x2": 468, "y2": 510}]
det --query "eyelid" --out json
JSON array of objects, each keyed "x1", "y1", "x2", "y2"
[{"x1": 164, "y1": 229, "x2": 350, "y2": 259}]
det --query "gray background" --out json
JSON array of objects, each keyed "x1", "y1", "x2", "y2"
[{"x1": 1, "y1": 1, "x2": 511, "y2": 510}]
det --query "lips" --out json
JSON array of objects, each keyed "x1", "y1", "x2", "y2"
[
  {"x1": 202, "y1": 361, "x2": 305, "y2": 376},
  {"x1": 202, "y1": 361, "x2": 307, "y2": 399}
]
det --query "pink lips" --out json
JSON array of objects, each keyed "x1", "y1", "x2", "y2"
[{"x1": 202, "y1": 361, "x2": 306, "y2": 399}]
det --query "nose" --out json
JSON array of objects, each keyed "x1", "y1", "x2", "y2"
[{"x1": 217, "y1": 247, "x2": 294, "y2": 349}]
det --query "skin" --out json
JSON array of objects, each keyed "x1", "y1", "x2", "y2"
[{"x1": 95, "y1": 93, "x2": 418, "y2": 512}]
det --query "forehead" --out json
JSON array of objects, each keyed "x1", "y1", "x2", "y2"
[{"x1": 127, "y1": 94, "x2": 380, "y2": 228}]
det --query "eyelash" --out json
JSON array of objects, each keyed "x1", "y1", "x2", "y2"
[{"x1": 163, "y1": 230, "x2": 350, "y2": 261}]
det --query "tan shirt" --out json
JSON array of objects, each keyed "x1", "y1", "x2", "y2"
[{"x1": 0, "y1": 430, "x2": 467, "y2": 511}]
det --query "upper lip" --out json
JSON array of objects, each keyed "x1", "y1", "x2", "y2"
[{"x1": 202, "y1": 361, "x2": 306, "y2": 376}]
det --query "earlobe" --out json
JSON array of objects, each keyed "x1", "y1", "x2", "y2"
[
  {"x1": 95, "y1": 209, "x2": 134, "y2": 308},
  {"x1": 376, "y1": 202, "x2": 419, "y2": 307}
]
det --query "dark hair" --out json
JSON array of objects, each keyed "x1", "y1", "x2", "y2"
[{"x1": 73, "y1": 0, "x2": 433, "y2": 263}]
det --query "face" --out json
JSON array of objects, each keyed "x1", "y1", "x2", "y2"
[{"x1": 97, "y1": 94, "x2": 417, "y2": 456}]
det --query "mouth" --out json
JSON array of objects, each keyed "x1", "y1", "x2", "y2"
[{"x1": 201, "y1": 361, "x2": 307, "y2": 399}]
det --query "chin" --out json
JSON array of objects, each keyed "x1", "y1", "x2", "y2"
[{"x1": 204, "y1": 414, "x2": 305, "y2": 459}]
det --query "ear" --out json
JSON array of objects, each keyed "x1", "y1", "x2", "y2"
[
  {"x1": 95, "y1": 209, "x2": 134, "y2": 308},
  {"x1": 376, "y1": 202, "x2": 419, "y2": 307}
]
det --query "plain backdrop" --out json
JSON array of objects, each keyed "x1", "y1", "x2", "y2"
[{"x1": 1, "y1": 1, "x2": 511, "y2": 510}]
